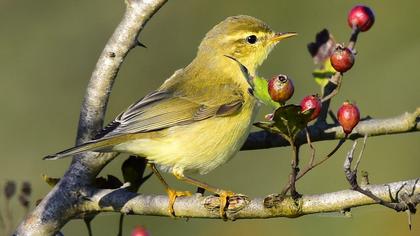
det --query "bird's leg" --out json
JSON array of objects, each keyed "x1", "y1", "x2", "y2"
[
  {"x1": 172, "y1": 169, "x2": 235, "y2": 219},
  {"x1": 148, "y1": 164, "x2": 192, "y2": 217}
]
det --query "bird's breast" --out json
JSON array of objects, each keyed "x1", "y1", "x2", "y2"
[{"x1": 135, "y1": 98, "x2": 259, "y2": 175}]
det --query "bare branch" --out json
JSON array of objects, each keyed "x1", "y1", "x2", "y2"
[
  {"x1": 77, "y1": 178, "x2": 419, "y2": 219},
  {"x1": 242, "y1": 107, "x2": 420, "y2": 150}
]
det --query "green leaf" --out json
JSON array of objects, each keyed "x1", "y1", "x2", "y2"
[
  {"x1": 254, "y1": 105, "x2": 314, "y2": 141},
  {"x1": 225, "y1": 55, "x2": 281, "y2": 109},
  {"x1": 253, "y1": 76, "x2": 281, "y2": 109},
  {"x1": 254, "y1": 121, "x2": 280, "y2": 134},
  {"x1": 312, "y1": 57, "x2": 336, "y2": 87}
]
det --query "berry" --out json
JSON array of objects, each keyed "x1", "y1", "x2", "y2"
[
  {"x1": 131, "y1": 226, "x2": 150, "y2": 236},
  {"x1": 268, "y1": 74, "x2": 294, "y2": 103},
  {"x1": 337, "y1": 101, "x2": 360, "y2": 134},
  {"x1": 330, "y1": 45, "x2": 355, "y2": 73},
  {"x1": 300, "y1": 95, "x2": 322, "y2": 121},
  {"x1": 348, "y1": 5, "x2": 375, "y2": 32}
]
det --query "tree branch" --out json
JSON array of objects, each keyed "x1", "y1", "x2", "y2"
[
  {"x1": 77, "y1": 178, "x2": 419, "y2": 220},
  {"x1": 242, "y1": 107, "x2": 420, "y2": 150},
  {"x1": 15, "y1": 1, "x2": 167, "y2": 235}
]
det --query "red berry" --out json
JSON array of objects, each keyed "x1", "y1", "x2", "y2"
[
  {"x1": 268, "y1": 74, "x2": 294, "y2": 103},
  {"x1": 348, "y1": 5, "x2": 375, "y2": 32},
  {"x1": 131, "y1": 226, "x2": 150, "y2": 236},
  {"x1": 300, "y1": 95, "x2": 322, "y2": 121},
  {"x1": 330, "y1": 45, "x2": 355, "y2": 73},
  {"x1": 337, "y1": 101, "x2": 360, "y2": 134}
]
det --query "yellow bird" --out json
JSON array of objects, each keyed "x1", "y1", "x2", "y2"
[{"x1": 45, "y1": 15, "x2": 296, "y2": 218}]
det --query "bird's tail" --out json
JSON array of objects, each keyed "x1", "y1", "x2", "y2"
[{"x1": 43, "y1": 138, "x2": 116, "y2": 160}]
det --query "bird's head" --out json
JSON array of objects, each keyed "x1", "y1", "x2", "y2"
[{"x1": 197, "y1": 15, "x2": 296, "y2": 73}]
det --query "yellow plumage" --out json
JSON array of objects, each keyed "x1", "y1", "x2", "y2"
[{"x1": 46, "y1": 15, "x2": 296, "y2": 217}]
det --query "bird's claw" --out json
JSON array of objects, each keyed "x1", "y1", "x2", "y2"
[
  {"x1": 167, "y1": 188, "x2": 192, "y2": 217},
  {"x1": 218, "y1": 190, "x2": 236, "y2": 220}
]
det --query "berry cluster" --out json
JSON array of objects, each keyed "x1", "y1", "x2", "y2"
[
  {"x1": 266, "y1": 5, "x2": 374, "y2": 134},
  {"x1": 267, "y1": 75, "x2": 322, "y2": 121}
]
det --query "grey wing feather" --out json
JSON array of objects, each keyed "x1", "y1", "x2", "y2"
[
  {"x1": 93, "y1": 90, "x2": 171, "y2": 139},
  {"x1": 97, "y1": 89, "x2": 244, "y2": 139}
]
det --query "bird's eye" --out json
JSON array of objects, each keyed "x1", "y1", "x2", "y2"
[{"x1": 246, "y1": 35, "x2": 257, "y2": 44}]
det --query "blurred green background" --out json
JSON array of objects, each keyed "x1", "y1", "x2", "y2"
[{"x1": 1, "y1": 0, "x2": 419, "y2": 235}]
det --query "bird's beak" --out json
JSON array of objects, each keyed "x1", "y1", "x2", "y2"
[{"x1": 271, "y1": 32, "x2": 298, "y2": 43}]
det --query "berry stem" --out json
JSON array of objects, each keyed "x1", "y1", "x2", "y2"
[
  {"x1": 316, "y1": 81, "x2": 339, "y2": 125},
  {"x1": 348, "y1": 26, "x2": 360, "y2": 50}
]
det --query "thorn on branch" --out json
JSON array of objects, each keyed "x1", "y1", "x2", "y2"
[{"x1": 135, "y1": 40, "x2": 147, "y2": 48}]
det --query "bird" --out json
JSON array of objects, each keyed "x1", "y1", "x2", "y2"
[{"x1": 45, "y1": 15, "x2": 296, "y2": 218}]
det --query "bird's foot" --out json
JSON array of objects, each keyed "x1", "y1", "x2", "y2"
[
  {"x1": 217, "y1": 190, "x2": 236, "y2": 220},
  {"x1": 166, "y1": 188, "x2": 192, "y2": 217}
]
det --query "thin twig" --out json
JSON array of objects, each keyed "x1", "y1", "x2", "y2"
[
  {"x1": 344, "y1": 139, "x2": 420, "y2": 214},
  {"x1": 298, "y1": 138, "x2": 346, "y2": 178},
  {"x1": 117, "y1": 214, "x2": 124, "y2": 236},
  {"x1": 320, "y1": 73, "x2": 342, "y2": 103},
  {"x1": 354, "y1": 134, "x2": 368, "y2": 170},
  {"x1": 289, "y1": 144, "x2": 301, "y2": 199},
  {"x1": 280, "y1": 137, "x2": 301, "y2": 198},
  {"x1": 347, "y1": 26, "x2": 360, "y2": 50},
  {"x1": 306, "y1": 127, "x2": 316, "y2": 166},
  {"x1": 281, "y1": 138, "x2": 346, "y2": 194}
]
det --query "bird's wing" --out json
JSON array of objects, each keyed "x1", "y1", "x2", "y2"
[{"x1": 95, "y1": 85, "x2": 244, "y2": 140}]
